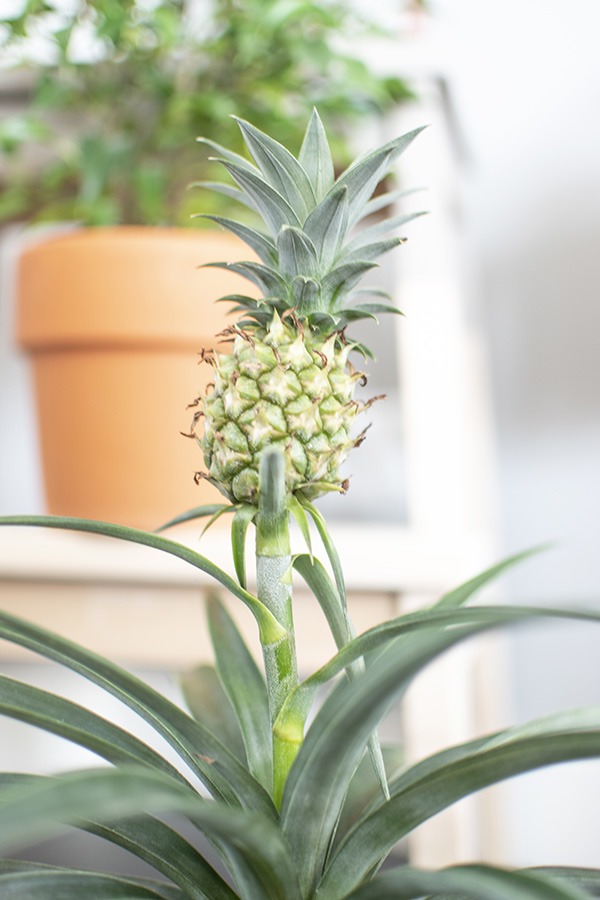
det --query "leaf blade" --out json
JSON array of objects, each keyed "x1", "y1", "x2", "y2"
[
  {"x1": 0, "y1": 674, "x2": 186, "y2": 784},
  {"x1": 213, "y1": 158, "x2": 301, "y2": 235},
  {"x1": 344, "y1": 210, "x2": 427, "y2": 254},
  {"x1": 0, "y1": 514, "x2": 285, "y2": 646},
  {"x1": 208, "y1": 596, "x2": 272, "y2": 792},
  {"x1": 155, "y1": 505, "x2": 234, "y2": 533},
  {"x1": 433, "y1": 545, "x2": 551, "y2": 611},
  {"x1": 203, "y1": 260, "x2": 286, "y2": 298},
  {"x1": 345, "y1": 863, "x2": 591, "y2": 900},
  {"x1": 231, "y1": 503, "x2": 256, "y2": 589},
  {"x1": 298, "y1": 108, "x2": 335, "y2": 200},
  {"x1": 297, "y1": 498, "x2": 346, "y2": 607},
  {"x1": 0, "y1": 607, "x2": 274, "y2": 815},
  {"x1": 0, "y1": 869, "x2": 180, "y2": 899},
  {"x1": 323, "y1": 710, "x2": 600, "y2": 896},
  {"x1": 180, "y1": 664, "x2": 246, "y2": 762},
  {"x1": 277, "y1": 225, "x2": 319, "y2": 281},
  {"x1": 302, "y1": 185, "x2": 349, "y2": 270},
  {"x1": 234, "y1": 116, "x2": 315, "y2": 217},
  {"x1": 334, "y1": 126, "x2": 426, "y2": 227},
  {"x1": 200, "y1": 214, "x2": 277, "y2": 265},
  {"x1": 283, "y1": 605, "x2": 600, "y2": 896},
  {"x1": 0, "y1": 798, "x2": 236, "y2": 900},
  {"x1": 0, "y1": 768, "x2": 300, "y2": 899}
]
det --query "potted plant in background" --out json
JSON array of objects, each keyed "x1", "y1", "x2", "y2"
[
  {"x1": 0, "y1": 0, "x2": 417, "y2": 528},
  {"x1": 1, "y1": 112, "x2": 600, "y2": 899}
]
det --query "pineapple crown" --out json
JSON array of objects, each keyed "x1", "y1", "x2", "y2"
[{"x1": 195, "y1": 110, "x2": 426, "y2": 357}]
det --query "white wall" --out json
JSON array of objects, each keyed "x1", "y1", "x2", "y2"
[{"x1": 429, "y1": 0, "x2": 600, "y2": 866}]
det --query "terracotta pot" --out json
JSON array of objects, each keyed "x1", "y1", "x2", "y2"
[{"x1": 16, "y1": 226, "x2": 251, "y2": 529}]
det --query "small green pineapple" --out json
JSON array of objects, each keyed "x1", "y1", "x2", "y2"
[{"x1": 193, "y1": 111, "x2": 425, "y2": 504}]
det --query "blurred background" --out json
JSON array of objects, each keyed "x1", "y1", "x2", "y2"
[
  {"x1": 425, "y1": 0, "x2": 600, "y2": 867},
  {"x1": 1, "y1": 0, "x2": 599, "y2": 868}
]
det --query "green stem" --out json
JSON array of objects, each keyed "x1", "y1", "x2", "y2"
[{"x1": 256, "y1": 449, "x2": 299, "y2": 806}]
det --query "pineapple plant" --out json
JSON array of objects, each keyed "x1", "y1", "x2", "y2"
[
  {"x1": 192, "y1": 110, "x2": 425, "y2": 506},
  {"x1": 1, "y1": 114, "x2": 600, "y2": 899}
]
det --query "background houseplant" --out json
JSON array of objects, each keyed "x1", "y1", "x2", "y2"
[
  {"x1": 1, "y1": 113, "x2": 600, "y2": 898},
  {"x1": 0, "y1": 0, "x2": 418, "y2": 528},
  {"x1": 0, "y1": 0, "x2": 416, "y2": 226}
]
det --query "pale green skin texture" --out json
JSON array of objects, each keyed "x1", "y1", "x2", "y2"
[{"x1": 199, "y1": 316, "x2": 366, "y2": 504}]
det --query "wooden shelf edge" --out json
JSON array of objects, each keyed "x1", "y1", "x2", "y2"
[{"x1": 0, "y1": 522, "x2": 496, "y2": 594}]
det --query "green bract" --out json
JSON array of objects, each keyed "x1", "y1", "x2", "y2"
[{"x1": 1, "y1": 115, "x2": 600, "y2": 899}]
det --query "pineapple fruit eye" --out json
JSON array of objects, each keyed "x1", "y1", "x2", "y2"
[{"x1": 200, "y1": 318, "x2": 365, "y2": 503}]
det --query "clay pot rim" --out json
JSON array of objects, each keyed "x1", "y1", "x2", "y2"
[{"x1": 16, "y1": 225, "x2": 248, "y2": 350}]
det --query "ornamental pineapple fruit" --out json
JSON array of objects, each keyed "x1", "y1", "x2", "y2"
[{"x1": 191, "y1": 111, "x2": 424, "y2": 505}]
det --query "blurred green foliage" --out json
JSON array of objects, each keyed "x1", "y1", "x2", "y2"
[{"x1": 0, "y1": 0, "x2": 416, "y2": 226}]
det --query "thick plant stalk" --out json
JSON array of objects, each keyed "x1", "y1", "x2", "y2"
[{"x1": 256, "y1": 449, "x2": 299, "y2": 804}]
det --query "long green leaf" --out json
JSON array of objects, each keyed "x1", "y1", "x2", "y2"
[
  {"x1": 279, "y1": 603, "x2": 600, "y2": 738},
  {"x1": 197, "y1": 136, "x2": 258, "y2": 173},
  {"x1": 334, "y1": 745, "x2": 404, "y2": 852},
  {"x1": 155, "y1": 505, "x2": 234, "y2": 533},
  {"x1": 527, "y1": 867, "x2": 600, "y2": 897},
  {"x1": 191, "y1": 181, "x2": 255, "y2": 212},
  {"x1": 200, "y1": 215, "x2": 277, "y2": 265},
  {"x1": 332, "y1": 149, "x2": 393, "y2": 228},
  {"x1": 350, "y1": 286, "x2": 394, "y2": 302},
  {"x1": 86, "y1": 818, "x2": 236, "y2": 900},
  {"x1": 204, "y1": 260, "x2": 286, "y2": 298},
  {"x1": 359, "y1": 185, "x2": 425, "y2": 221},
  {"x1": 344, "y1": 863, "x2": 591, "y2": 900},
  {"x1": 277, "y1": 226, "x2": 319, "y2": 280},
  {"x1": 231, "y1": 504, "x2": 256, "y2": 589},
  {"x1": 0, "y1": 788, "x2": 233, "y2": 900},
  {"x1": 292, "y1": 555, "x2": 349, "y2": 649},
  {"x1": 214, "y1": 158, "x2": 300, "y2": 235},
  {"x1": 321, "y1": 260, "x2": 377, "y2": 308},
  {"x1": 298, "y1": 109, "x2": 335, "y2": 200},
  {"x1": 0, "y1": 868, "x2": 181, "y2": 899},
  {"x1": 0, "y1": 674, "x2": 186, "y2": 784},
  {"x1": 234, "y1": 116, "x2": 315, "y2": 217},
  {"x1": 343, "y1": 127, "x2": 427, "y2": 177},
  {"x1": 289, "y1": 275, "x2": 318, "y2": 311},
  {"x1": 334, "y1": 127, "x2": 426, "y2": 226},
  {"x1": 344, "y1": 210, "x2": 427, "y2": 254},
  {"x1": 180, "y1": 664, "x2": 246, "y2": 762},
  {"x1": 432, "y1": 545, "x2": 550, "y2": 610},
  {"x1": 287, "y1": 496, "x2": 312, "y2": 557},
  {"x1": 344, "y1": 304, "x2": 402, "y2": 321},
  {"x1": 0, "y1": 608, "x2": 274, "y2": 816},
  {"x1": 208, "y1": 596, "x2": 272, "y2": 792},
  {"x1": 199, "y1": 504, "x2": 236, "y2": 537},
  {"x1": 339, "y1": 308, "x2": 379, "y2": 323},
  {"x1": 0, "y1": 768, "x2": 300, "y2": 900},
  {"x1": 291, "y1": 554, "x2": 388, "y2": 802},
  {"x1": 282, "y1": 626, "x2": 488, "y2": 894},
  {"x1": 282, "y1": 607, "x2": 600, "y2": 896},
  {"x1": 321, "y1": 709, "x2": 600, "y2": 896},
  {"x1": 297, "y1": 497, "x2": 346, "y2": 607},
  {"x1": 216, "y1": 294, "x2": 268, "y2": 314},
  {"x1": 302, "y1": 185, "x2": 349, "y2": 269},
  {"x1": 343, "y1": 236, "x2": 405, "y2": 266},
  {"x1": 103, "y1": 807, "x2": 268, "y2": 900},
  {"x1": 0, "y1": 515, "x2": 284, "y2": 645}
]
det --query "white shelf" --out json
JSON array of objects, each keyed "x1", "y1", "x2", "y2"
[{"x1": 0, "y1": 521, "x2": 494, "y2": 593}]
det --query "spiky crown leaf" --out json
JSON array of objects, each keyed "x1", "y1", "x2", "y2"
[{"x1": 196, "y1": 111, "x2": 426, "y2": 352}]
